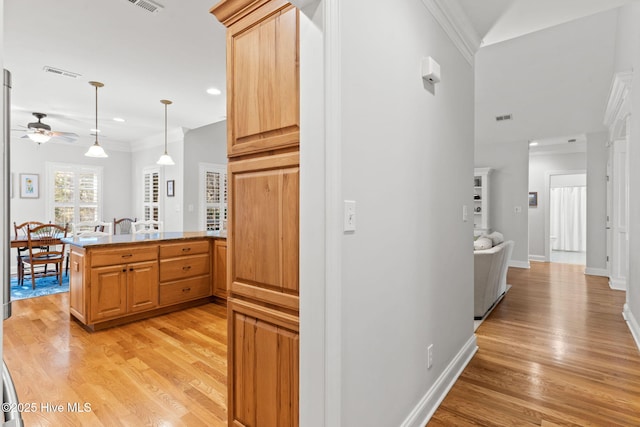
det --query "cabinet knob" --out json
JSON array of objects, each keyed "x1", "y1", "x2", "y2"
[
  {"x1": 122, "y1": 269, "x2": 126, "y2": 272},
  {"x1": 129, "y1": 268, "x2": 133, "y2": 272},
  {"x1": 182, "y1": 266, "x2": 192, "y2": 271},
  {"x1": 182, "y1": 247, "x2": 191, "y2": 252}
]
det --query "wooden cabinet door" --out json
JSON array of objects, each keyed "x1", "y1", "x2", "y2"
[
  {"x1": 213, "y1": 239, "x2": 228, "y2": 299},
  {"x1": 229, "y1": 152, "x2": 299, "y2": 311},
  {"x1": 127, "y1": 260, "x2": 159, "y2": 313},
  {"x1": 90, "y1": 264, "x2": 127, "y2": 321},
  {"x1": 229, "y1": 299, "x2": 299, "y2": 427},
  {"x1": 226, "y1": 1, "x2": 299, "y2": 157},
  {"x1": 69, "y1": 248, "x2": 86, "y2": 322}
]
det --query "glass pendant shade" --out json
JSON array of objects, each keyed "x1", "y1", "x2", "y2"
[
  {"x1": 156, "y1": 99, "x2": 174, "y2": 166},
  {"x1": 85, "y1": 141, "x2": 108, "y2": 158},
  {"x1": 85, "y1": 81, "x2": 108, "y2": 158}
]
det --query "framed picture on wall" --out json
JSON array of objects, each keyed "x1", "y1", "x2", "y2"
[
  {"x1": 528, "y1": 191, "x2": 538, "y2": 207},
  {"x1": 167, "y1": 180, "x2": 175, "y2": 197},
  {"x1": 19, "y1": 173, "x2": 39, "y2": 199}
]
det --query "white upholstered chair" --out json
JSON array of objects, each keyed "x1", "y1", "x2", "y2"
[{"x1": 72, "y1": 220, "x2": 113, "y2": 236}]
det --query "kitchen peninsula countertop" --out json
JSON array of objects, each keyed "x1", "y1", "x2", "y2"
[{"x1": 63, "y1": 230, "x2": 226, "y2": 249}]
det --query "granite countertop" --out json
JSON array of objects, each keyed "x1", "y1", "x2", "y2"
[{"x1": 63, "y1": 230, "x2": 226, "y2": 248}]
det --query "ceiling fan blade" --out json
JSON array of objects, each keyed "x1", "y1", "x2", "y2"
[
  {"x1": 51, "y1": 135, "x2": 78, "y2": 143},
  {"x1": 50, "y1": 131, "x2": 79, "y2": 138}
]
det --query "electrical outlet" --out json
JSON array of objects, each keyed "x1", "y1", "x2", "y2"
[{"x1": 427, "y1": 344, "x2": 434, "y2": 369}]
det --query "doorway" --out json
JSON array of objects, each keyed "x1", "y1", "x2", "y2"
[{"x1": 549, "y1": 173, "x2": 587, "y2": 265}]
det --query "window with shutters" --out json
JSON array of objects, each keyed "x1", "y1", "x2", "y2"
[
  {"x1": 199, "y1": 163, "x2": 227, "y2": 231},
  {"x1": 46, "y1": 163, "x2": 103, "y2": 227},
  {"x1": 143, "y1": 167, "x2": 160, "y2": 221}
]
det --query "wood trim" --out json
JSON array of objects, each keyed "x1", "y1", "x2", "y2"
[
  {"x1": 230, "y1": 298, "x2": 299, "y2": 331},
  {"x1": 210, "y1": 0, "x2": 272, "y2": 27},
  {"x1": 229, "y1": 151, "x2": 299, "y2": 173},
  {"x1": 231, "y1": 281, "x2": 299, "y2": 311},
  {"x1": 623, "y1": 303, "x2": 640, "y2": 352}
]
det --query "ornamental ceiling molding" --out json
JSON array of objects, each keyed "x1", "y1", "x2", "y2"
[
  {"x1": 420, "y1": 0, "x2": 481, "y2": 66},
  {"x1": 604, "y1": 71, "x2": 633, "y2": 140}
]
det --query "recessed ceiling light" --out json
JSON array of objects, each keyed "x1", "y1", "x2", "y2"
[
  {"x1": 206, "y1": 87, "x2": 222, "y2": 96},
  {"x1": 529, "y1": 141, "x2": 538, "y2": 146},
  {"x1": 113, "y1": 117, "x2": 125, "y2": 122}
]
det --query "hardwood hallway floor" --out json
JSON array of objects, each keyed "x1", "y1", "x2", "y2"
[
  {"x1": 431, "y1": 262, "x2": 640, "y2": 426},
  {"x1": 3, "y1": 294, "x2": 228, "y2": 426}
]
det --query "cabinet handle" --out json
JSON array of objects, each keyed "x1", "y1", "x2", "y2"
[
  {"x1": 182, "y1": 287, "x2": 191, "y2": 292},
  {"x1": 182, "y1": 247, "x2": 191, "y2": 252},
  {"x1": 122, "y1": 254, "x2": 133, "y2": 258},
  {"x1": 182, "y1": 266, "x2": 192, "y2": 271},
  {"x1": 129, "y1": 268, "x2": 134, "y2": 272},
  {"x1": 122, "y1": 269, "x2": 126, "y2": 272}
]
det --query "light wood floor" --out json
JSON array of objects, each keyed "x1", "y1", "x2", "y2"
[
  {"x1": 431, "y1": 262, "x2": 640, "y2": 426},
  {"x1": 3, "y1": 294, "x2": 228, "y2": 426}
]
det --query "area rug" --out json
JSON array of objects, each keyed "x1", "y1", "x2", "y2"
[
  {"x1": 10, "y1": 274, "x2": 69, "y2": 301},
  {"x1": 474, "y1": 284, "x2": 511, "y2": 332}
]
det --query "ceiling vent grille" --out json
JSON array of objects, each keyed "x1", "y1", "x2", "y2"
[
  {"x1": 42, "y1": 66, "x2": 81, "y2": 79},
  {"x1": 568, "y1": 138, "x2": 577, "y2": 143},
  {"x1": 495, "y1": 114, "x2": 513, "y2": 122},
  {"x1": 127, "y1": 0, "x2": 164, "y2": 13}
]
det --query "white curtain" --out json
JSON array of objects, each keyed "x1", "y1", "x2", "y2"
[{"x1": 550, "y1": 186, "x2": 587, "y2": 252}]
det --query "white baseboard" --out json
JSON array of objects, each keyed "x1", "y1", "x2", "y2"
[
  {"x1": 609, "y1": 278, "x2": 627, "y2": 291},
  {"x1": 528, "y1": 255, "x2": 546, "y2": 262},
  {"x1": 623, "y1": 304, "x2": 640, "y2": 352},
  {"x1": 509, "y1": 260, "x2": 530, "y2": 269},
  {"x1": 584, "y1": 267, "x2": 609, "y2": 277},
  {"x1": 400, "y1": 335, "x2": 478, "y2": 427}
]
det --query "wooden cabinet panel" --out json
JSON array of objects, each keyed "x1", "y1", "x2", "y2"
[
  {"x1": 159, "y1": 240, "x2": 210, "y2": 258},
  {"x1": 159, "y1": 253, "x2": 210, "y2": 282},
  {"x1": 127, "y1": 261, "x2": 159, "y2": 313},
  {"x1": 159, "y1": 276, "x2": 211, "y2": 306},
  {"x1": 69, "y1": 248, "x2": 86, "y2": 322},
  {"x1": 213, "y1": 239, "x2": 228, "y2": 299},
  {"x1": 226, "y1": 1, "x2": 299, "y2": 157},
  {"x1": 229, "y1": 299, "x2": 299, "y2": 427},
  {"x1": 90, "y1": 265, "x2": 127, "y2": 321},
  {"x1": 91, "y1": 245, "x2": 158, "y2": 267},
  {"x1": 229, "y1": 152, "x2": 299, "y2": 305}
]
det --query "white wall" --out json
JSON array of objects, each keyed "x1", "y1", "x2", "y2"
[
  {"x1": 586, "y1": 131, "x2": 608, "y2": 272},
  {"x1": 11, "y1": 141, "x2": 132, "y2": 225},
  {"x1": 475, "y1": 142, "x2": 530, "y2": 267},
  {"x1": 528, "y1": 152, "x2": 586, "y2": 260},
  {"x1": 130, "y1": 137, "x2": 183, "y2": 231},
  {"x1": 182, "y1": 121, "x2": 226, "y2": 231},
  {"x1": 617, "y1": 3, "x2": 640, "y2": 348},
  {"x1": 475, "y1": 10, "x2": 617, "y2": 146},
  {"x1": 339, "y1": 1, "x2": 475, "y2": 425}
]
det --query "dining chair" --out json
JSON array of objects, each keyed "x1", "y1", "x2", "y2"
[
  {"x1": 113, "y1": 217, "x2": 137, "y2": 235},
  {"x1": 72, "y1": 220, "x2": 113, "y2": 235},
  {"x1": 131, "y1": 220, "x2": 164, "y2": 234},
  {"x1": 13, "y1": 221, "x2": 46, "y2": 286},
  {"x1": 75, "y1": 230, "x2": 111, "y2": 238},
  {"x1": 23, "y1": 223, "x2": 68, "y2": 289}
]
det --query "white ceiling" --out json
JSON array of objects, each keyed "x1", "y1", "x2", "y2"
[{"x1": 5, "y1": 0, "x2": 227, "y2": 151}]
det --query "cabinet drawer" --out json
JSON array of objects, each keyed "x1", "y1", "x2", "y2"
[
  {"x1": 159, "y1": 240, "x2": 209, "y2": 258},
  {"x1": 91, "y1": 246, "x2": 158, "y2": 267},
  {"x1": 159, "y1": 276, "x2": 211, "y2": 305},
  {"x1": 160, "y1": 253, "x2": 210, "y2": 282}
]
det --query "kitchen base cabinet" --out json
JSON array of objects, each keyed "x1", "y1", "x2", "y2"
[
  {"x1": 67, "y1": 235, "x2": 225, "y2": 331},
  {"x1": 213, "y1": 239, "x2": 227, "y2": 299}
]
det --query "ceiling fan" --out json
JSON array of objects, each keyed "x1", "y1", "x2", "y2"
[{"x1": 20, "y1": 112, "x2": 78, "y2": 144}]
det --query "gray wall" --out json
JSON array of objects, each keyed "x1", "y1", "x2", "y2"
[
  {"x1": 182, "y1": 121, "x2": 227, "y2": 231},
  {"x1": 339, "y1": 0, "x2": 475, "y2": 424},
  {"x1": 528, "y1": 151, "x2": 586, "y2": 260},
  {"x1": 475, "y1": 141, "x2": 530, "y2": 267},
  {"x1": 586, "y1": 131, "x2": 608, "y2": 272}
]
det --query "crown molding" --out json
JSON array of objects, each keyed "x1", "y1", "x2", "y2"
[
  {"x1": 420, "y1": 0, "x2": 480, "y2": 66},
  {"x1": 130, "y1": 127, "x2": 188, "y2": 152},
  {"x1": 604, "y1": 71, "x2": 633, "y2": 140}
]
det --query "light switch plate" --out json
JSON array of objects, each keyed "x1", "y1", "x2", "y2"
[{"x1": 344, "y1": 200, "x2": 356, "y2": 232}]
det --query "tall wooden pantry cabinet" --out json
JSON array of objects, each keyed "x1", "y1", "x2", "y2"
[{"x1": 210, "y1": 1, "x2": 300, "y2": 425}]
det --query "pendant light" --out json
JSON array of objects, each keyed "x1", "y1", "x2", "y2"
[
  {"x1": 85, "y1": 81, "x2": 108, "y2": 158},
  {"x1": 156, "y1": 99, "x2": 175, "y2": 166}
]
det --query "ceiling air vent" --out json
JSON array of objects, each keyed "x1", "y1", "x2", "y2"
[
  {"x1": 495, "y1": 114, "x2": 513, "y2": 122},
  {"x1": 42, "y1": 66, "x2": 81, "y2": 79},
  {"x1": 127, "y1": 0, "x2": 164, "y2": 13},
  {"x1": 568, "y1": 138, "x2": 577, "y2": 143}
]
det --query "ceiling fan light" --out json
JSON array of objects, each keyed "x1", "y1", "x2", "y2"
[
  {"x1": 28, "y1": 132, "x2": 51, "y2": 144},
  {"x1": 85, "y1": 141, "x2": 108, "y2": 158},
  {"x1": 156, "y1": 152, "x2": 175, "y2": 165}
]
